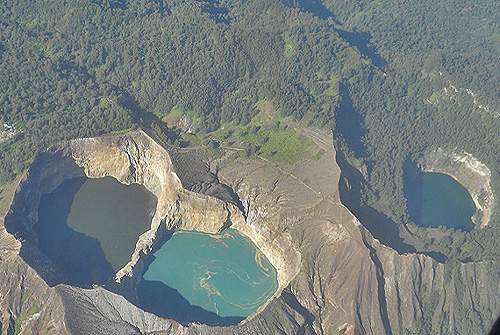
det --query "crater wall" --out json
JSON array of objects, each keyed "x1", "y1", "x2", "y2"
[
  {"x1": 2, "y1": 129, "x2": 499, "y2": 335},
  {"x1": 417, "y1": 148, "x2": 495, "y2": 227},
  {"x1": 4, "y1": 130, "x2": 298, "y2": 312}
]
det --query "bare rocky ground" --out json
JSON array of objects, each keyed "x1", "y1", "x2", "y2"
[{"x1": 0, "y1": 128, "x2": 499, "y2": 335}]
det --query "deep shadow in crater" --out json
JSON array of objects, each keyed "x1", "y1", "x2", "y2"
[
  {"x1": 34, "y1": 177, "x2": 115, "y2": 286},
  {"x1": 403, "y1": 161, "x2": 425, "y2": 227},
  {"x1": 4, "y1": 154, "x2": 115, "y2": 287},
  {"x1": 336, "y1": 150, "x2": 416, "y2": 254},
  {"x1": 136, "y1": 278, "x2": 244, "y2": 326},
  {"x1": 336, "y1": 149, "x2": 448, "y2": 262},
  {"x1": 281, "y1": 287, "x2": 315, "y2": 334},
  {"x1": 335, "y1": 83, "x2": 369, "y2": 157}
]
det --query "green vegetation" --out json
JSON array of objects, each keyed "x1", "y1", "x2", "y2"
[
  {"x1": 236, "y1": 120, "x2": 308, "y2": 164},
  {"x1": 155, "y1": 106, "x2": 201, "y2": 125},
  {"x1": 0, "y1": 0, "x2": 496, "y2": 257},
  {"x1": 282, "y1": 32, "x2": 296, "y2": 59},
  {"x1": 159, "y1": 106, "x2": 184, "y2": 123},
  {"x1": 325, "y1": 0, "x2": 500, "y2": 267},
  {"x1": 110, "y1": 128, "x2": 133, "y2": 134},
  {"x1": 259, "y1": 129, "x2": 306, "y2": 163},
  {"x1": 0, "y1": 0, "x2": 499, "y2": 333},
  {"x1": 15, "y1": 297, "x2": 42, "y2": 335},
  {"x1": 0, "y1": 0, "x2": 367, "y2": 184}
]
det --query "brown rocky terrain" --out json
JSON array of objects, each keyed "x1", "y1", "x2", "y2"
[{"x1": 0, "y1": 129, "x2": 498, "y2": 335}]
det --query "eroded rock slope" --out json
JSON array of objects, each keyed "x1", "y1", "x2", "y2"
[{"x1": 0, "y1": 129, "x2": 498, "y2": 335}]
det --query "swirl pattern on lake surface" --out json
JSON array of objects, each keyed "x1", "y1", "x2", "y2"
[{"x1": 137, "y1": 229, "x2": 278, "y2": 324}]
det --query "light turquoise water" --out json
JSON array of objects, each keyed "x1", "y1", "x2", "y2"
[
  {"x1": 35, "y1": 177, "x2": 157, "y2": 285},
  {"x1": 405, "y1": 172, "x2": 476, "y2": 231},
  {"x1": 137, "y1": 229, "x2": 278, "y2": 325}
]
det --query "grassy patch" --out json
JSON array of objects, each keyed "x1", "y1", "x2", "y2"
[
  {"x1": 159, "y1": 105, "x2": 183, "y2": 122},
  {"x1": 282, "y1": 33, "x2": 296, "y2": 59},
  {"x1": 429, "y1": 91, "x2": 445, "y2": 103},
  {"x1": 110, "y1": 128, "x2": 132, "y2": 134},
  {"x1": 98, "y1": 97, "x2": 109, "y2": 108},
  {"x1": 236, "y1": 120, "x2": 307, "y2": 164},
  {"x1": 155, "y1": 106, "x2": 201, "y2": 126},
  {"x1": 259, "y1": 129, "x2": 305, "y2": 163},
  {"x1": 15, "y1": 298, "x2": 42, "y2": 335},
  {"x1": 311, "y1": 148, "x2": 326, "y2": 161},
  {"x1": 180, "y1": 114, "x2": 308, "y2": 164},
  {"x1": 318, "y1": 75, "x2": 340, "y2": 99}
]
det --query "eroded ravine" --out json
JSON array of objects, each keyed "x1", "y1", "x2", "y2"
[{"x1": 1, "y1": 129, "x2": 499, "y2": 335}]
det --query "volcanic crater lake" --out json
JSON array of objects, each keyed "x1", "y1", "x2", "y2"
[
  {"x1": 35, "y1": 176, "x2": 157, "y2": 285},
  {"x1": 36, "y1": 176, "x2": 277, "y2": 325},
  {"x1": 405, "y1": 172, "x2": 476, "y2": 231},
  {"x1": 136, "y1": 229, "x2": 278, "y2": 326}
]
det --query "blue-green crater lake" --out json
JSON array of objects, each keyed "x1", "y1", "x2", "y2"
[
  {"x1": 136, "y1": 229, "x2": 278, "y2": 326},
  {"x1": 36, "y1": 176, "x2": 277, "y2": 325},
  {"x1": 35, "y1": 177, "x2": 157, "y2": 285},
  {"x1": 405, "y1": 172, "x2": 476, "y2": 231}
]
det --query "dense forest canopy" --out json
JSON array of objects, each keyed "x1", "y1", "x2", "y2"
[
  {"x1": 1, "y1": 0, "x2": 499, "y2": 263},
  {"x1": 1, "y1": 0, "x2": 500, "y2": 333},
  {"x1": 318, "y1": 0, "x2": 500, "y2": 264},
  {"x1": 0, "y1": 0, "x2": 370, "y2": 182}
]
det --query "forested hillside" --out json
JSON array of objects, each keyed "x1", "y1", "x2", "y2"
[
  {"x1": 0, "y1": 0, "x2": 370, "y2": 183},
  {"x1": 1, "y1": 1, "x2": 500, "y2": 334},
  {"x1": 1, "y1": 0, "x2": 499, "y2": 266},
  {"x1": 307, "y1": 0, "x2": 500, "y2": 264}
]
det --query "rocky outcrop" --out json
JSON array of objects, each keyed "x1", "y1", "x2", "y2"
[
  {"x1": 417, "y1": 148, "x2": 495, "y2": 227},
  {"x1": 1, "y1": 129, "x2": 499, "y2": 335},
  {"x1": 0, "y1": 254, "x2": 69, "y2": 335},
  {"x1": 219, "y1": 129, "x2": 500, "y2": 334},
  {"x1": 5, "y1": 131, "x2": 240, "y2": 290},
  {"x1": 379, "y1": 244, "x2": 500, "y2": 334},
  {"x1": 3, "y1": 130, "x2": 300, "y2": 332}
]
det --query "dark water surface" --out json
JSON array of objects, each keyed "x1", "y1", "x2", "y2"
[
  {"x1": 35, "y1": 177, "x2": 156, "y2": 285},
  {"x1": 405, "y1": 172, "x2": 476, "y2": 231},
  {"x1": 137, "y1": 229, "x2": 278, "y2": 326}
]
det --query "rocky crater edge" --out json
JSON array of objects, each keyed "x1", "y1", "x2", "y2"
[{"x1": 1, "y1": 129, "x2": 499, "y2": 335}]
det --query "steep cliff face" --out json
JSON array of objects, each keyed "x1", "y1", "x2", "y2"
[
  {"x1": 379, "y1": 244, "x2": 500, "y2": 334},
  {"x1": 0, "y1": 177, "x2": 68, "y2": 335},
  {"x1": 2, "y1": 130, "x2": 301, "y2": 334},
  {"x1": 4, "y1": 132, "x2": 235, "y2": 290},
  {"x1": 0, "y1": 254, "x2": 68, "y2": 335},
  {"x1": 218, "y1": 129, "x2": 500, "y2": 335},
  {"x1": 0, "y1": 129, "x2": 498, "y2": 335}
]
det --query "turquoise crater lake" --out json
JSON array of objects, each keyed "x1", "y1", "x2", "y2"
[
  {"x1": 405, "y1": 172, "x2": 476, "y2": 231},
  {"x1": 136, "y1": 229, "x2": 278, "y2": 326}
]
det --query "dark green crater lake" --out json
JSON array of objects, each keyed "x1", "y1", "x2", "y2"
[
  {"x1": 35, "y1": 177, "x2": 157, "y2": 285},
  {"x1": 405, "y1": 172, "x2": 476, "y2": 231},
  {"x1": 136, "y1": 229, "x2": 278, "y2": 326}
]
